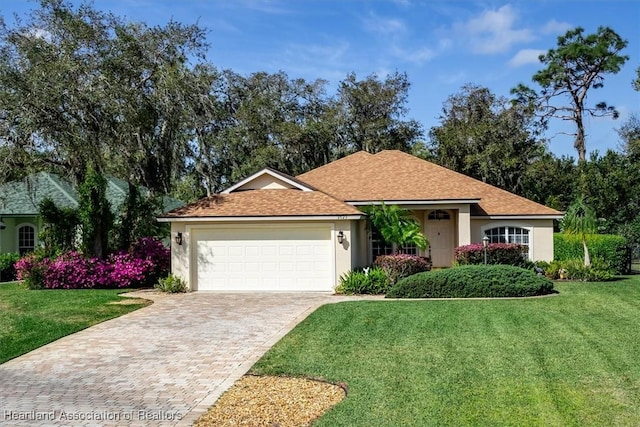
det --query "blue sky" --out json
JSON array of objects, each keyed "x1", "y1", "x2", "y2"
[{"x1": 2, "y1": 0, "x2": 639, "y2": 158}]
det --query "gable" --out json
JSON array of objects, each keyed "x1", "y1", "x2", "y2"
[
  {"x1": 233, "y1": 173, "x2": 299, "y2": 191},
  {"x1": 223, "y1": 168, "x2": 314, "y2": 194}
]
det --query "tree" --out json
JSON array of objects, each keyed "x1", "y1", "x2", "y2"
[
  {"x1": 337, "y1": 72, "x2": 423, "y2": 153},
  {"x1": 364, "y1": 202, "x2": 427, "y2": 253},
  {"x1": 78, "y1": 167, "x2": 113, "y2": 259},
  {"x1": 633, "y1": 66, "x2": 640, "y2": 91},
  {"x1": 429, "y1": 84, "x2": 547, "y2": 195},
  {"x1": 512, "y1": 27, "x2": 628, "y2": 162},
  {"x1": 0, "y1": 0, "x2": 211, "y2": 193},
  {"x1": 38, "y1": 198, "x2": 80, "y2": 255},
  {"x1": 617, "y1": 114, "x2": 640, "y2": 160},
  {"x1": 521, "y1": 152, "x2": 577, "y2": 210},
  {"x1": 562, "y1": 198, "x2": 598, "y2": 266}
]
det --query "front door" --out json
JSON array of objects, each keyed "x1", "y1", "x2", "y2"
[{"x1": 426, "y1": 211, "x2": 454, "y2": 267}]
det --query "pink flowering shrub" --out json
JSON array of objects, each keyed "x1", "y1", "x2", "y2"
[
  {"x1": 15, "y1": 238, "x2": 170, "y2": 290},
  {"x1": 454, "y1": 243, "x2": 530, "y2": 267},
  {"x1": 374, "y1": 254, "x2": 431, "y2": 285},
  {"x1": 43, "y1": 251, "x2": 97, "y2": 289}
]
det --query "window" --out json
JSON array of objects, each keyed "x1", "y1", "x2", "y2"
[
  {"x1": 428, "y1": 210, "x2": 450, "y2": 220},
  {"x1": 371, "y1": 227, "x2": 418, "y2": 259},
  {"x1": 18, "y1": 224, "x2": 36, "y2": 255},
  {"x1": 484, "y1": 226, "x2": 530, "y2": 257}
]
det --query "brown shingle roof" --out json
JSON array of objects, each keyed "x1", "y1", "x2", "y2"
[
  {"x1": 297, "y1": 150, "x2": 561, "y2": 216},
  {"x1": 160, "y1": 189, "x2": 363, "y2": 218}
]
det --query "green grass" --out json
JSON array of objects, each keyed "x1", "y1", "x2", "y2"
[
  {"x1": 252, "y1": 278, "x2": 640, "y2": 426},
  {"x1": 0, "y1": 282, "x2": 150, "y2": 364}
]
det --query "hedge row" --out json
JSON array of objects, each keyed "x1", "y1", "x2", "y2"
[
  {"x1": 386, "y1": 265, "x2": 555, "y2": 298},
  {"x1": 554, "y1": 234, "x2": 629, "y2": 274},
  {"x1": 454, "y1": 243, "x2": 529, "y2": 267}
]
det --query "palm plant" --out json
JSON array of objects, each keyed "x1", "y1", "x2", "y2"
[
  {"x1": 364, "y1": 202, "x2": 428, "y2": 253},
  {"x1": 561, "y1": 198, "x2": 598, "y2": 266}
]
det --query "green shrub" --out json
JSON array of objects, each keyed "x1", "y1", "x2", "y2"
[
  {"x1": 155, "y1": 274, "x2": 187, "y2": 293},
  {"x1": 554, "y1": 233, "x2": 629, "y2": 274},
  {"x1": 386, "y1": 265, "x2": 555, "y2": 298},
  {"x1": 554, "y1": 258, "x2": 614, "y2": 282},
  {"x1": 455, "y1": 243, "x2": 531, "y2": 267},
  {"x1": 0, "y1": 252, "x2": 21, "y2": 282},
  {"x1": 336, "y1": 267, "x2": 390, "y2": 295},
  {"x1": 373, "y1": 254, "x2": 431, "y2": 285}
]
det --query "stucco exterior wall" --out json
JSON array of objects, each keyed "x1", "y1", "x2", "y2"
[
  {"x1": 470, "y1": 218, "x2": 555, "y2": 262},
  {"x1": 0, "y1": 216, "x2": 40, "y2": 254},
  {"x1": 169, "y1": 222, "x2": 189, "y2": 285}
]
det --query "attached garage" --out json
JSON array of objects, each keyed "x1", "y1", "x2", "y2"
[
  {"x1": 192, "y1": 225, "x2": 333, "y2": 291},
  {"x1": 158, "y1": 168, "x2": 364, "y2": 292}
]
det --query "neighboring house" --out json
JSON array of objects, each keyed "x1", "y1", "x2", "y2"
[
  {"x1": 0, "y1": 172, "x2": 184, "y2": 255},
  {"x1": 159, "y1": 150, "x2": 563, "y2": 292}
]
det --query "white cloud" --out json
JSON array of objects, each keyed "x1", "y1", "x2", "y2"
[
  {"x1": 456, "y1": 4, "x2": 534, "y2": 54},
  {"x1": 391, "y1": 45, "x2": 436, "y2": 64},
  {"x1": 541, "y1": 19, "x2": 572, "y2": 35},
  {"x1": 509, "y1": 49, "x2": 545, "y2": 67},
  {"x1": 363, "y1": 14, "x2": 407, "y2": 35},
  {"x1": 438, "y1": 71, "x2": 466, "y2": 85}
]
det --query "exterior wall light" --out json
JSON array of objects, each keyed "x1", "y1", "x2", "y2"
[
  {"x1": 174, "y1": 232, "x2": 183, "y2": 246},
  {"x1": 337, "y1": 230, "x2": 345, "y2": 244}
]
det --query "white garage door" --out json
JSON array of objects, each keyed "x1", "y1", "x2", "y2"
[{"x1": 193, "y1": 226, "x2": 333, "y2": 291}]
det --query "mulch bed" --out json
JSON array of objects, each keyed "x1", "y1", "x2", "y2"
[{"x1": 194, "y1": 375, "x2": 346, "y2": 427}]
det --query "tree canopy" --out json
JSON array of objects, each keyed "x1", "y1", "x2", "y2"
[
  {"x1": 428, "y1": 84, "x2": 547, "y2": 196},
  {"x1": 511, "y1": 26, "x2": 628, "y2": 162}
]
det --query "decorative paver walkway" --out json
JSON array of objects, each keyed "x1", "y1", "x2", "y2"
[{"x1": 0, "y1": 291, "x2": 371, "y2": 426}]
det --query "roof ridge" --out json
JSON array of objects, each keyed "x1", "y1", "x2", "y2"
[{"x1": 41, "y1": 172, "x2": 79, "y2": 207}]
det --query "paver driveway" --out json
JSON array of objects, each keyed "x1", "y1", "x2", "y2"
[{"x1": 0, "y1": 291, "x2": 357, "y2": 426}]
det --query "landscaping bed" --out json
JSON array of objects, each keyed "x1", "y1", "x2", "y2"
[{"x1": 195, "y1": 375, "x2": 345, "y2": 427}]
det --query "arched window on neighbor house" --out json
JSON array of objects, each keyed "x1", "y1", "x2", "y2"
[{"x1": 17, "y1": 224, "x2": 36, "y2": 255}]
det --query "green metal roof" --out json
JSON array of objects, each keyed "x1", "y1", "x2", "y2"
[{"x1": 0, "y1": 172, "x2": 184, "y2": 216}]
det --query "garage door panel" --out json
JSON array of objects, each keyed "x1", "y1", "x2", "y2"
[{"x1": 194, "y1": 226, "x2": 333, "y2": 291}]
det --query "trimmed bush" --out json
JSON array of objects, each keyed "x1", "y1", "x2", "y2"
[
  {"x1": 0, "y1": 252, "x2": 21, "y2": 282},
  {"x1": 455, "y1": 243, "x2": 530, "y2": 267},
  {"x1": 155, "y1": 274, "x2": 187, "y2": 293},
  {"x1": 554, "y1": 233, "x2": 629, "y2": 274},
  {"x1": 336, "y1": 267, "x2": 390, "y2": 295},
  {"x1": 386, "y1": 265, "x2": 555, "y2": 298},
  {"x1": 374, "y1": 254, "x2": 431, "y2": 285}
]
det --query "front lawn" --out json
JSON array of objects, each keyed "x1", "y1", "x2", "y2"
[
  {"x1": 253, "y1": 279, "x2": 640, "y2": 426},
  {"x1": 0, "y1": 282, "x2": 150, "y2": 364}
]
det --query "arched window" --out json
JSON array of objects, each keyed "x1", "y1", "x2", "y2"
[
  {"x1": 18, "y1": 224, "x2": 36, "y2": 255},
  {"x1": 428, "y1": 210, "x2": 450, "y2": 220},
  {"x1": 484, "y1": 226, "x2": 529, "y2": 245}
]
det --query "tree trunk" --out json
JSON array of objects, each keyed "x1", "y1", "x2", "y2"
[
  {"x1": 583, "y1": 235, "x2": 591, "y2": 267},
  {"x1": 575, "y1": 110, "x2": 586, "y2": 162}
]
